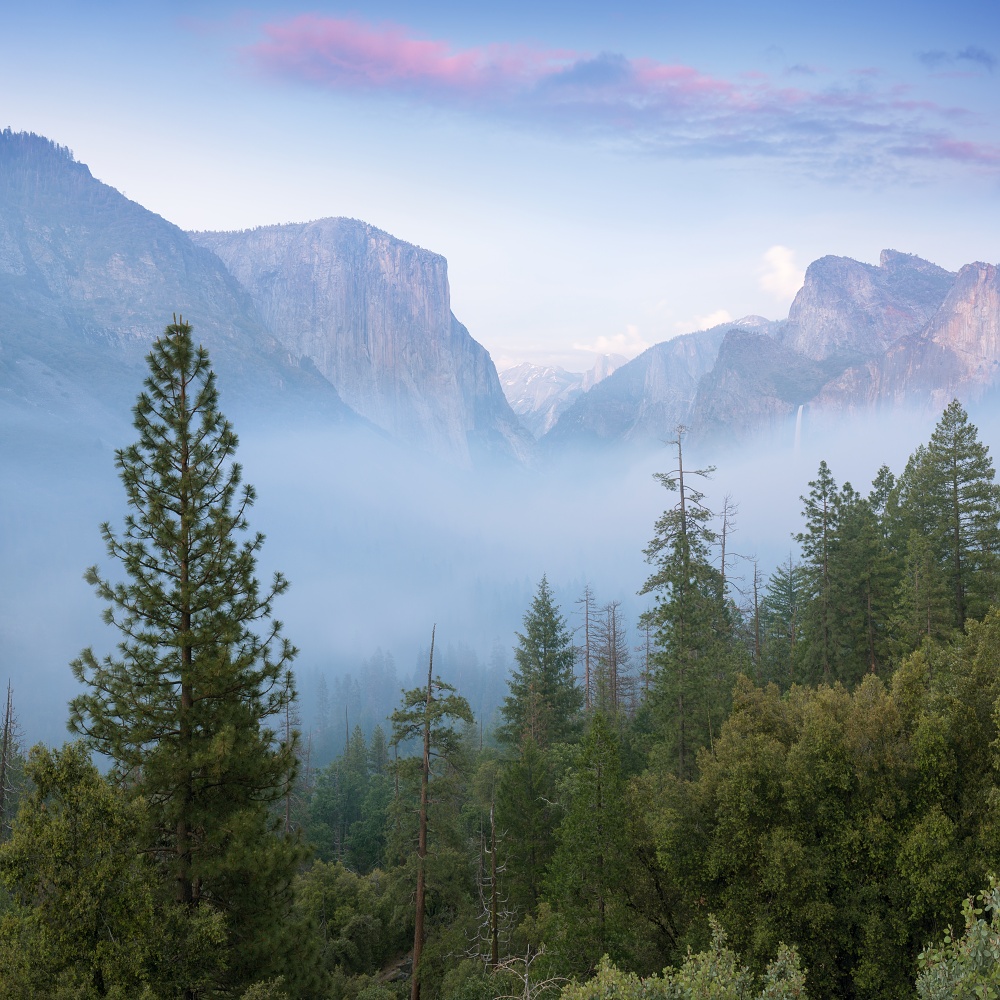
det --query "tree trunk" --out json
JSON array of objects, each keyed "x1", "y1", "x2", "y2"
[{"x1": 411, "y1": 626, "x2": 435, "y2": 1000}]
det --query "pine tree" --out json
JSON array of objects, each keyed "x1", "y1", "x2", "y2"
[
  {"x1": 758, "y1": 556, "x2": 806, "y2": 687},
  {"x1": 68, "y1": 318, "x2": 309, "y2": 995},
  {"x1": 495, "y1": 734, "x2": 557, "y2": 916},
  {"x1": 544, "y1": 713, "x2": 631, "y2": 974},
  {"x1": 827, "y1": 482, "x2": 896, "y2": 683},
  {"x1": 903, "y1": 401, "x2": 1000, "y2": 627},
  {"x1": 499, "y1": 577, "x2": 582, "y2": 749},
  {"x1": 390, "y1": 628, "x2": 474, "y2": 1000},
  {"x1": 640, "y1": 429, "x2": 734, "y2": 780},
  {"x1": 795, "y1": 460, "x2": 840, "y2": 684}
]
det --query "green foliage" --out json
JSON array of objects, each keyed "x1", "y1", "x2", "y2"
[
  {"x1": 0, "y1": 742, "x2": 226, "y2": 999},
  {"x1": 294, "y1": 861, "x2": 407, "y2": 979},
  {"x1": 500, "y1": 577, "x2": 582, "y2": 748},
  {"x1": 497, "y1": 736, "x2": 558, "y2": 917},
  {"x1": 642, "y1": 640, "x2": 1000, "y2": 1000},
  {"x1": 917, "y1": 878, "x2": 1000, "y2": 1000},
  {"x1": 893, "y1": 400, "x2": 1000, "y2": 628},
  {"x1": 558, "y1": 920, "x2": 807, "y2": 1000},
  {"x1": 66, "y1": 319, "x2": 312, "y2": 995},
  {"x1": 757, "y1": 557, "x2": 807, "y2": 688},
  {"x1": 544, "y1": 715, "x2": 635, "y2": 975},
  {"x1": 641, "y1": 440, "x2": 738, "y2": 780}
]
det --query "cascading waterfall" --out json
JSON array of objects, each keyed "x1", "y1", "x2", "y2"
[{"x1": 794, "y1": 403, "x2": 804, "y2": 454}]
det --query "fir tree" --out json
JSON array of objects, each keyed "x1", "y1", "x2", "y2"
[
  {"x1": 795, "y1": 459, "x2": 839, "y2": 684},
  {"x1": 758, "y1": 556, "x2": 806, "y2": 687},
  {"x1": 68, "y1": 318, "x2": 310, "y2": 996},
  {"x1": 904, "y1": 400, "x2": 1000, "y2": 626},
  {"x1": 495, "y1": 735, "x2": 557, "y2": 916},
  {"x1": 499, "y1": 577, "x2": 582, "y2": 749}
]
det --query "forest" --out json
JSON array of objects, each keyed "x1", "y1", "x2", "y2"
[{"x1": 1, "y1": 320, "x2": 1000, "y2": 1000}]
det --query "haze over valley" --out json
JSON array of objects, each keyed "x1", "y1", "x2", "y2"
[{"x1": 1, "y1": 130, "x2": 997, "y2": 747}]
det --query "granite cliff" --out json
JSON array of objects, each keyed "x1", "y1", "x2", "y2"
[
  {"x1": 191, "y1": 221, "x2": 532, "y2": 466},
  {"x1": 543, "y1": 317, "x2": 775, "y2": 448},
  {"x1": 546, "y1": 251, "x2": 999, "y2": 450},
  {"x1": 0, "y1": 129, "x2": 354, "y2": 461}
]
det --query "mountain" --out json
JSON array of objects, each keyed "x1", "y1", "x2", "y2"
[
  {"x1": 0, "y1": 130, "x2": 531, "y2": 468},
  {"x1": 0, "y1": 130, "x2": 351, "y2": 454},
  {"x1": 779, "y1": 250, "x2": 956, "y2": 366},
  {"x1": 190, "y1": 221, "x2": 532, "y2": 466},
  {"x1": 543, "y1": 317, "x2": 777, "y2": 448},
  {"x1": 546, "y1": 251, "x2": 1000, "y2": 450},
  {"x1": 499, "y1": 354, "x2": 626, "y2": 437}
]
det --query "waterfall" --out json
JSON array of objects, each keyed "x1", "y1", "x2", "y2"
[{"x1": 794, "y1": 404, "x2": 804, "y2": 454}]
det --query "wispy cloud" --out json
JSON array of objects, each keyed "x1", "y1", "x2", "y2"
[
  {"x1": 242, "y1": 16, "x2": 1000, "y2": 176},
  {"x1": 574, "y1": 324, "x2": 649, "y2": 357},
  {"x1": 673, "y1": 310, "x2": 734, "y2": 334},
  {"x1": 919, "y1": 45, "x2": 996, "y2": 73},
  {"x1": 759, "y1": 246, "x2": 804, "y2": 301}
]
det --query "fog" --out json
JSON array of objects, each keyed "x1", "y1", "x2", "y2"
[{"x1": 1, "y1": 396, "x2": 989, "y2": 756}]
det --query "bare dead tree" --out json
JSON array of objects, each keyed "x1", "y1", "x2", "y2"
[
  {"x1": 468, "y1": 794, "x2": 515, "y2": 970},
  {"x1": 595, "y1": 601, "x2": 631, "y2": 717},
  {"x1": 492, "y1": 947, "x2": 567, "y2": 1000},
  {"x1": 634, "y1": 616, "x2": 654, "y2": 700},
  {"x1": 574, "y1": 585, "x2": 595, "y2": 712},
  {"x1": 0, "y1": 680, "x2": 23, "y2": 841}
]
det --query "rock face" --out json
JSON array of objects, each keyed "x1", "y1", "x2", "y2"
[
  {"x1": 0, "y1": 130, "x2": 350, "y2": 444},
  {"x1": 191, "y1": 221, "x2": 532, "y2": 466},
  {"x1": 499, "y1": 354, "x2": 626, "y2": 437},
  {"x1": 543, "y1": 317, "x2": 775, "y2": 448},
  {"x1": 547, "y1": 251, "x2": 1000, "y2": 451},
  {"x1": 780, "y1": 250, "x2": 956, "y2": 365},
  {"x1": 689, "y1": 331, "x2": 831, "y2": 443}
]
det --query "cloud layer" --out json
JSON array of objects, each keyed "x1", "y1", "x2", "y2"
[{"x1": 244, "y1": 16, "x2": 1000, "y2": 177}]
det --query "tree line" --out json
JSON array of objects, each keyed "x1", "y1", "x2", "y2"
[{"x1": 1, "y1": 319, "x2": 999, "y2": 999}]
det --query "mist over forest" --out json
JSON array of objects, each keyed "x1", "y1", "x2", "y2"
[{"x1": 1, "y1": 389, "x2": 952, "y2": 753}]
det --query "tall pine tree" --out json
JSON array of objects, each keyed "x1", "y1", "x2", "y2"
[
  {"x1": 499, "y1": 577, "x2": 582, "y2": 749},
  {"x1": 899, "y1": 400, "x2": 1000, "y2": 627},
  {"x1": 641, "y1": 430, "x2": 735, "y2": 780},
  {"x1": 68, "y1": 318, "x2": 310, "y2": 996}
]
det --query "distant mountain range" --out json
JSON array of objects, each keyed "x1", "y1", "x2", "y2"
[
  {"x1": 0, "y1": 130, "x2": 530, "y2": 468},
  {"x1": 542, "y1": 251, "x2": 1000, "y2": 451},
  {"x1": 2, "y1": 129, "x2": 999, "y2": 466},
  {"x1": 499, "y1": 354, "x2": 626, "y2": 437}
]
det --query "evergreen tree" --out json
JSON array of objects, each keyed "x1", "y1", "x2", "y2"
[
  {"x1": 390, "y1": 629, "x2": 475, "y2": 1000},
  {"x1": 544, "y1": 713, "x2": 631, "y2": 974},
  {"x1": 495, "y1": 735, "x2": 557, "y2": 917},
  {"x1": 641, "y1": 430, "x2": 735, "y2": 780},
  {"x1": 827, "y1": 482, "x2": 896, "y2": 683},
  {"x1": 67, "y1": 318, "x2": 310, "y2": 996},
  {"x1": 499, "y1": 577, "x2": 582, "y2": 749},
  {"x1": 892, "y1": 530, "x2": 955, "y2": 653},
  {"x1": 902, "y1": 400, "x2": 1000, "y2": 627},
  {"x1": 758, "y1": 556, "x2": 806, "y2": 687},
  {"x1": 795, "y1": 459, "x2": 839, "y2": 684}
]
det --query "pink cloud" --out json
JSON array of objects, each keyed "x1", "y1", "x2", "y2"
[
  {"x1": 898, "y1": 137, "x2": 1000, "y2": 166},
  {"x1": 248, "y1": 15, "x2": 575, "y2": 96},
  {"x1": 240, "y1": 15, "x2": 1000, "y2": 177}
]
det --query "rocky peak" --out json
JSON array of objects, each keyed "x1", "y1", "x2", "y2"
[
  {"x1": 782, "y1": 251, "x2": 955, "y2": 367},
  {"x1": 192, "y1": 220, "x2": 532, "y2": 465},
  {"x1": 501, "y1": 353, "x2": 626, "y2": 437}
]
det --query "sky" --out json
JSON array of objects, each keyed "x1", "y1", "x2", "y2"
[{"x1": 3, "y1": 0, "x2": 999, "y2": 370}]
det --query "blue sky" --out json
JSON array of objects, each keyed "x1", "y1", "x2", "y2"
[{"x1": 3, "y1": 1, "x2": 999, "y2": 368}]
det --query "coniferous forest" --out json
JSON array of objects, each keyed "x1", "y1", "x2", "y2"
[{"x1": 3, "y1": 321, "x2": 1000, "y2": 999}]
